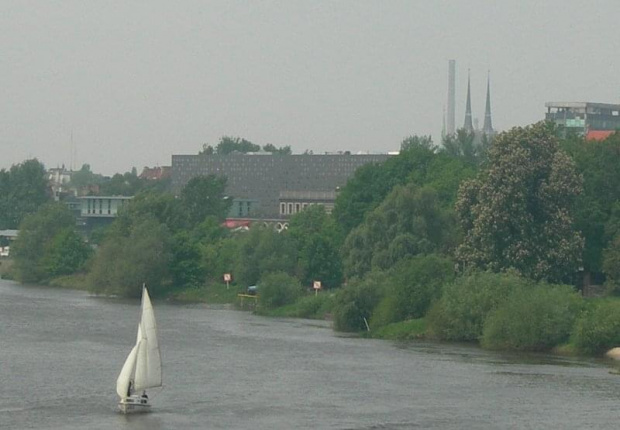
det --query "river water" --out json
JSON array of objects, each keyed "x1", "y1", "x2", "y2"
[{"x1": 1, "y1": 279, "x2": 619, "y2": 429}]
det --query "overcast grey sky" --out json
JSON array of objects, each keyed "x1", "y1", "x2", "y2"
[{"x1": 1, "y1": 1, "x2": 618, "y2": 175}]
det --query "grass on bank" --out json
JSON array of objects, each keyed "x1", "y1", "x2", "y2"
[
  {"x1": 256, "y1": 292, "x2": 335, "y2": 320},
  {"x1": 48, "y1": 273, "x2": 90, "y2": 290},
  {"x1": 368, "y1": 318, "x2": 427, "y2": 340}
]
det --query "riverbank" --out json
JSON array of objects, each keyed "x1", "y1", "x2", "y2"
[{"x1": 9, "y1": 273, "x2": 620, "y2": 360}]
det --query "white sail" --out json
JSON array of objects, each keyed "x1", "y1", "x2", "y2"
[
  {"x1": 140, "y1": 287, "x2": 162, "y2": 389},
  {"x1": 116, "y1": 344, "x2": 139, "y2": 398},
  {"x1": 116, "y1": 286, "x2": 162, "y2": 400},
  {"x1": 133, "y1": 336, "x2": 149, "y2": 391}
]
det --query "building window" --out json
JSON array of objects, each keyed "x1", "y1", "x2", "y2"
[
  {"x1": 288, "y1": 203, "x2": 293, "y2": 214},
  {"x1": 295, "y1": 203, "x2": 301, "y2": 213},
  {"x1": 280, "y1": 203, "x2": 286, "y2": 215}
]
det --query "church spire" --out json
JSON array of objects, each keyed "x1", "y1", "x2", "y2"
[
  {"x1": 482, "y1": 71, "x2": 494, "y2": 135},
  {"x1": 464, "y1": 70, "x2": 473, "y2": 132}
]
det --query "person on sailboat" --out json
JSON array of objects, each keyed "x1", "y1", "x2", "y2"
[
  {"x1": 141, "y1": 391, "x2": 148, "y2": 399},
  {"x1": 127, "y1": 380, "x2": 133, "y2": 397}
]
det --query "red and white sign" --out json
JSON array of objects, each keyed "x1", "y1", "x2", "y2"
[
  {"x1": 223, "y1": 273, "x2": 232, "y2": 282},
  {"x1": 313, "y1": 281, "x2": 322, "y2": 290}
]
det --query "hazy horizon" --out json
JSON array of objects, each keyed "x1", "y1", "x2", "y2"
[{"x1": 2, "y1": 1, "x2": 619, "y2": 175}]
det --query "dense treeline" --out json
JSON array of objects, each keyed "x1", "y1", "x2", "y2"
[{"x1": 6, "y1": 124, "x2": 620, "y2": 355}]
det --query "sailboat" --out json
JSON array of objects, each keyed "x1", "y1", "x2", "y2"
[{"x1": 116, "y1": 285, "x2": 162, "y2": 413}]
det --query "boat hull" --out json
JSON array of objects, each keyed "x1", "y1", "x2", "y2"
[{"x1": 118, "y1": 396, "x2": 151, "y2": 414}]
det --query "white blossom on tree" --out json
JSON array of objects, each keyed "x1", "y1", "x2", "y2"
[{"x1": 455, "y1": 122, "x2": 584, "y2": 282}]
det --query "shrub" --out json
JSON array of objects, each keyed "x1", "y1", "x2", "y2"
[
  {"x1": 369, "y1": 255, "x2": 454, "y2": 329},
  {"x1": 333, "y1": 271, "x2": 386, "y2": 332},
  {"x1": 427, "y1": 270, "x2": 531, "y2": 341},
  {"x1": 573, "y1": 300, "x2": 620, "y2": 355},
  {"x1": 293, "y1": 293, "x2": 334, "y2": 319},
  {"x1": 389, "y1": 254, "x2": 455, "y2": 321},
  {"x1": 481, "y1": 284, "x2": 582, "y2": 351},
  {"x1": 258, "y1": 272, "x2": 303, "y2": 309}
]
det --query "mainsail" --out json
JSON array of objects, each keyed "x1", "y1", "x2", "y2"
[{"x1": 116, "y1": 286, "x2": 162, "y2": 399}]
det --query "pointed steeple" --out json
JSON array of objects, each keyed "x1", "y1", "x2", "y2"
[
  {"x1": 463, "y1": 70, "x2": 473, "y2": 132},
  {"x1": 482, "y1": 71, "x2": 494, "y2": 135}
]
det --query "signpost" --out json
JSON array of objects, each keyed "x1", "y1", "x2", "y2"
[
  {"x1": 313, "y1": 280, "x2": 322, "y2": 296},
  {"x1": 223, "y1": 273, "x2": 232, "y2": 290}
]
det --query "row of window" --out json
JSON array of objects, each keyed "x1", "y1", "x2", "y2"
[{"x1": 84, "y1": 199, "x2": 125, "y2": 215}]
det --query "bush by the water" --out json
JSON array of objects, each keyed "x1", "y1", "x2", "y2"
[
  {"x1": 573, "y1": 300, "x2": 620, "y2": 355},
  {"x1": 370, "y1": 254, "x2": 454, "y2": 328},
  {"x1": 427, "y1": 271, "x2": 531, "y2": 341},
  {"x1": 481, "y1": 284, "x2": 582, "y2": 351},
  {"x1": 333, "y1": 271, "x2": 385, "y2": 332},
  {"x1": 258, "y1": 271, "x2": 303, "y2": 309},
  {"x1": 292, "y1": 293, "x2": 334, "y2": 319}
]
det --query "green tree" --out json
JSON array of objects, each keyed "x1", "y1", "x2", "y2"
[
  {"x1": 573, "y1": 300, "x2": 620, "y2": 355},
  {"x1": 342, "y1": 184, "x2": 457, "y2": 279},
  {"x1": 332, "y1": 271, "x2": 386, "y2": 332},
  {"x1": 87, "y1": 217, "x2": 172, "y2": 297},
  {"x1": 287, "y1": 205, "x2": 343, "y2": 288},
  {"x1": 99, "y1": 170, "x2": 145, "y2": 196},
  {"x1": 262, "y1": 143, "x2": 292, "y2": 155},
  {"x1": 455, "y1": 122, "x2": 584, "y2": 283},
  {"x1": 180, "y1": 175, "x2": 231, "y2": 227},
  {"x1": 43, "y1": 228, "x2": 92, "y2": 276},
  {"x1": 200, "y1": 144, "x2": 215, "y2": 155},
  {"x1": 11, "y1": 203, "x2": 76, "y2": 283},
  {"x1": 235, "y1": 226, "x2": 297, "y2": 287},
  {"x1": 258, "y1": 271, "x2": 304, "y2": 309},
  {"x1": 114, "y1": 191, "x2": 187, "y2": 234},
  {"x1": 562, "y1": 132, "x2": 620, "y2": 276},
  {"x1": 440, "y1": 128, "x2": 486, "y2": 165},
  {"x1": 0, "y1": 159, "x2": 49, "y2": 229},
  {"x1": 602, "y1": 232, "x2": 620, "y2": 294},
  {"x1": 215, "y1": 136, "x2": 261, "y2": 154},
  {"x1": 333, "y1": 136, "x2": 471, "y2": 237},
  {"x1": 201, "y1": 236, "x2": 240, "y2": 282},
  {"x1": 70, "y1": 164, "x2": 103, "y2": 189},
  {"x1": 371, "y1": 254, "x2": 455, "y2": 327},
  {"x1": 169, "y1": 231, "x2": 204, "y2": 289},
  {"x1": 400, "y1": 135, "x2": 434, "y2": 151},
  {"x1": 427, "y1": 271, "x2": 531, "y2": 341},
  {"x1": 481, "y1": 283, "x2": 581, "y2": 351}
]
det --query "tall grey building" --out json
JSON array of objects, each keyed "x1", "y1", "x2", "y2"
[
  {"x1": 172, "y1": 153, "x2": 391, "y2": 219},
  {"x1": 447, "y1": 60, "x2": 456, "y2": 135}
]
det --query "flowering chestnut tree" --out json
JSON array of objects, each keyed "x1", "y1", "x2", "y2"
[{"x1": 455, "y1": 122, "x2": 584, "y2": 282}]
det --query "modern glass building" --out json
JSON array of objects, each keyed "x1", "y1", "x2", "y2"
[{"x1": 545, "y1": 102, "x2": 620, "y2": 136}]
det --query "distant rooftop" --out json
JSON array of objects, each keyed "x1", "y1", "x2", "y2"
[
  {"x1": 586, "y1": 130, "x2": 616, "y2": 141},
  {"x1": 545, "y1": 102, "x2": 620, "y2": 110},
  {"x1": 0, "y1": 230, "x2": 18, "y2": 238}
]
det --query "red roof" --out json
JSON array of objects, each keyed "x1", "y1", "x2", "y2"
[
  {"x1": 586, "y1": 130, "x2": 616, "y2": 141},
  {"x1": 222, "y1": 219, "x2": 251, "y2": 229}
]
